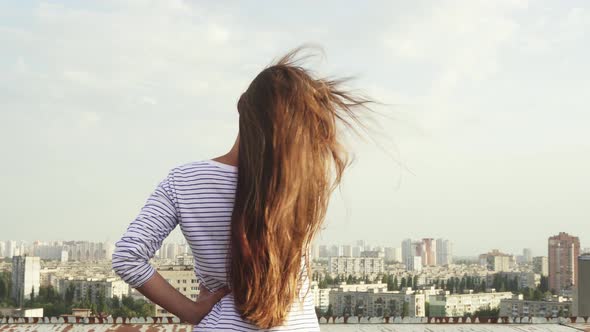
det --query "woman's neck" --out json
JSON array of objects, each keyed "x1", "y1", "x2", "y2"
[{"x1": 213, "y1": 135, "x2": 239, "y2": 166}]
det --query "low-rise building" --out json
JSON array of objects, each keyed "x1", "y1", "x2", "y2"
[
  {"x1": 39, "y1": 267, "x2": 60, "y2": 288},
  {"x1": 479, "y1": 250, "x2": 513, "y2": 272},
  {"x1": 421, "y1": 286, "x2": 445, "y2": 302},
  {"x1": 156, "y1": 265, "x2": 199, "y2": 317},
  {"x1": 328, "y1": 257, "x2": 384, "y2": 277},
  {"x1": 384, "y1": 247, "x2": 402, "y2": 263},
  {"x1": 175, "y1": 254, "x2": 194, "y2": 266},
  {"x1": 429, "y1": 290, "x2": 513, "y2": 317},
  {"x1": 0, "y1": 308, "x2": 43, "y2": 318},
  {"x1": 533, "y1": 256, "x2": 548, "y2": 276},
  {"x1": 577, "y1": 254, "x2": 590, "y2": 316},
  {"x1": 499, "y1": 294, "x2": 572, "y2": 317},
  {"x1": 407, "y1": 256, "x2": 423, "y2": 272},
  {"x1": 58, "y1": 277, "x2": 129, "y2": 302},
  {"x1": 329, "y1": 284, "x2": 425, "y2": 317},
  {"x1": 11, "y1": 256, "x2": 41, "y2": 307},
  {"x1": 488, "y1": 271, "x2": 540, "y2": 290},
  {"x1": 310, "y1": 281, "x2": 331, "y2": 312},
  {"x1": 361, "y1": 250, "x2": 384, "y2": 258}
]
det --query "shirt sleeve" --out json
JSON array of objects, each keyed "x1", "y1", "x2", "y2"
[{"x1": 112, "y1": 169, "x2": 180, "y2": 288}]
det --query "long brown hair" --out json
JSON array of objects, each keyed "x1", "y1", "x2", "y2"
[{"x1": 229, "y1": 46, "x2": 373, "y2": 328}]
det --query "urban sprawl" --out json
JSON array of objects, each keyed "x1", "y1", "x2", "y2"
[{"x1": 0, "y1": 232, "x2": 589, "y2": 321}]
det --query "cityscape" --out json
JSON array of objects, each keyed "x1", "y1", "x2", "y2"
[
  {"x1": 1, "y1": 232, "x2": 589, "y2": 323},
  {"x1": 2, "y1": 1, "x2": 590, "y2": 330}
]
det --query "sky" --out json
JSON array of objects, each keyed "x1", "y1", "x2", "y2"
[{"x1": 1, "y1": 0, "x2": 589, "y2": 256}]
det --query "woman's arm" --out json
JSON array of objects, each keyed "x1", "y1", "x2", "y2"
[
  {"x1": 136, "y1": 272, "x2": 229, "y2": 324},
  {"x1": 112, "y1": 169, "x2": 227, "y2": 324},
  {"x1": 111, "y1": 172, "x2": 179, "y2": 288}
]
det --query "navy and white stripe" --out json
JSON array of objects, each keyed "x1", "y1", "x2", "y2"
[{"x1": 112, "y1": 159, "x2": 320, "y2": 331}]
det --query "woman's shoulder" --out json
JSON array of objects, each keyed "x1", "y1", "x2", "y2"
[{"x1": 168, "y1": 159, "x2": 238, "y2": 180}]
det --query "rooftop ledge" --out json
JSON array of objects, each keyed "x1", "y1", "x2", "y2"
[{"x1": 2, "y1": 315, "x2": 590, "y2": 325}]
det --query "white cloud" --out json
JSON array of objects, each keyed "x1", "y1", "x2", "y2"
[
  {"x1": 383, "y1": 1, "x2": 523, "y2": 100},
  {"x1": 78, "y1": 111, "x2": 100, "y2": 129},
  {"x1": 137, "y1": 96, "x2": 157, "y2": 106},
  {"x1": 15, "y1": 56, "x2": 28, "y2": 74},
  {"x1": 0, "y1": 1, "x2": 588, "y2": 254}
]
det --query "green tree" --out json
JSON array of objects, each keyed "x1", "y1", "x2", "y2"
[
  {"x1": 0, "y1": 277, "x2": 6, "y2": 300},
  {"x1": 402, "y1": 301, "x2": 409, "y2": 317},
  {"x1": 65, "y1": 284, "x2": 75, "y2": 306},
  {"x1": 386, "y1": 275, "x2": 392, "y2": 291},
  {"x1": 111, "y1": 295, "x2": 120, "y2": 309},
  {"x1": 1, "y1": 272, "x2": 12, "y2": 305},
  {"x1": 383, "y1": 306, "x2": 391, "y2": 318},
  {"x1": 466, "y1": 276, "x2": 473, "y2": 290},
  {"x1": 473, "y1": 307, "x2": 499, "y2": 318},
  {"x1": 23, "y1": 286, "x2": 68, "y2": 316},
  {"x1": 325, "y1": 304, "x2": 333, "y2": 318},
  {"x1": 325, "y1": 274, "x2": 334, "y2": 285},
  {"x1": 112, "y1": 306, "x2": 135, "y2": 318},
  {"x1": 346, "y1": 275, "x2": 354, "y2": 284},
  {"x1": 97, "y1": 289, "x2": 107, "y2": 314},
  {"x1": 479, "y1": 281, "x2": 486, "y2": 292},
  {"x1": 121, "y1": 295, "x2": 135, "y2": 308},
  {"x1": 557, "y1": 308, "x2": 566, "y2": 318},
  {"x1": 44, "y1": 302, "x2": 67, "y2": 317},
  {"x1": 449, "y1": 278, "x2": 456, "y2": 293},
  {"x1": 135, "y1": 300, "x2": 155, "y2": 317},
  {"x1": 354, "y1": 302, "x2": 364, "y2": 317},
  {"x1": 511, "y1": 276, "x2": 519, "y2": 292},
  {"x1": 492, "y1": 274, "x2": 500, "y2": 290},
  {"x1": 539, "y1": 276, "x2": 549, "y2": 293},
  {"x1": 393, "y1": 276, "x2": 399, "y2": 291}
]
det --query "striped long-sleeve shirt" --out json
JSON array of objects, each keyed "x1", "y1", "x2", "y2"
[{"x1": 112, "y1": 159, "x2": 320, "y2": 331}]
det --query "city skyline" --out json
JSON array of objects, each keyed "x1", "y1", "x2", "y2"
[
  {"x1": 2, "y1": 231, "x2": 587, "y2": 320},
  {"x1": 2, "y1": 233, "x2": 588, "y2": 259},
  {"x1": 1, "y1": 1, "x2": 589, "y2": 256}
]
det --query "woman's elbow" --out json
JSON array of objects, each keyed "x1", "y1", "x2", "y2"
[
  {"x1": 111, "y1": 244, "x2": 141, "y2": 278},
  {"x1": 111, "y1": 251, "x2": 131, "y2": 279},
  {"x1": 111, "y1": 247, "x2": 154, "y2": 288}
]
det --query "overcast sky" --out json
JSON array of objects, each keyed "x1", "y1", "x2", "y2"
[{"x1": 1, "y1": 1, "x2": 588, "y2": 256}]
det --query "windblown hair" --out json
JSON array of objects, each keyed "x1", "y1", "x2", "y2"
[{"x1": 229, "y1": 46, "x2": 373, "y2": 328}]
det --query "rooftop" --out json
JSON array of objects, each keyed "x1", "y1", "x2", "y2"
[{"x1": 1, "y1": 317, "x2": 589, "y2": 332}]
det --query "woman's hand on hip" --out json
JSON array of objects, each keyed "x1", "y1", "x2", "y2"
[{"x1": 186, "y1": 286, "x2": 231, "y2": 325}]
